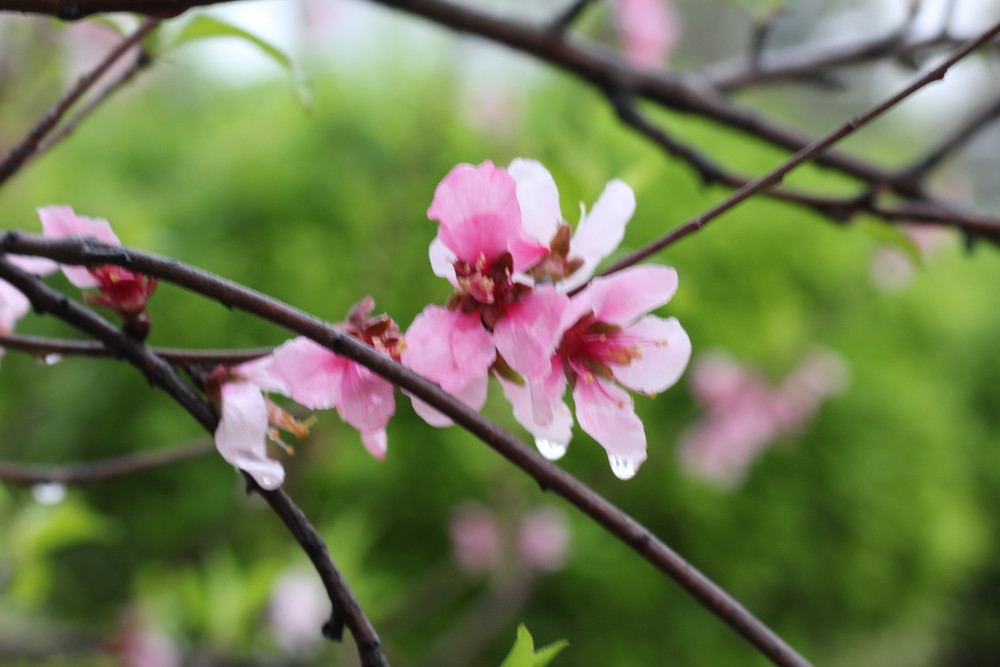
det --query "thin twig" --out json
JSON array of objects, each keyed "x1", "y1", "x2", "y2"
[
  {"x1": 598, "y1": 21, "x2": 1000, "y2": 276},
  {"x1": 0, "y1": 257, "x2": 389, "y2": 667},
  {"x1": 0, "y1": 439, "x2": 214, "y2": 485},
  {"x1": 0, "y1": 19, "x2": 159, "y2": 188},
  {"x1": 3, "y1": 234, "x2": 813, "y2": 667},
  {"x1": 30, "y1": 48, "x2": 153, "y2": 168},
  {"x1": 904, "y1": 95, "x2": 1000, "y2": 179},
  {"x1": 0, "y1": 332, "x2": 272, "y2": 364}
]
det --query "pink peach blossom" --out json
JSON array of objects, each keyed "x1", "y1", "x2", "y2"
[{"x1": 611, "y1": 0, "x2": 682, "y2": 69}]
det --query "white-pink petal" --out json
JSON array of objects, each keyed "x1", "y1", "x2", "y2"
[
  {"x1": 611, "y1": 315, "x2": 691, "y2": 395},
  {"x1": 584, "y1": 264, "x2": 678, "y2": 326},
  {"x1": 9, "y1": 255, "x2": 57, "y2": 277},
  {"x1": 573, "y1": 375, "x2": 647, "y2": 466},
  {"x1": 0, "y1": 281, "x2": 30, "y2": 334},
  {"x1": 401, "y1": 306, "x2": 495, "y2": 392},
  {"x1": 429, "y1": 238, "x2": 458, "y2": 285},
  {"x1": 267, "y1": 337, "x2": 345, "y2": 409},
  {"x1": 508, "y1": 158, "x2": 562, "y2": 245},
  {"x1": 497, "y1": 373, "x2": 573, "y2": 447},
  {"x1": 361, "y1": 429, "x2": 389, "y2": 461},
  {"x1": 38, "y1": 205, "x2": 121, "y2": 289},
  {"x1": 561, "y1": 179, "x2": 635, "y2": 291},
  {"x1": 492, "y1": 285, "x2": 569, "y2": 379},
  {"x1": 215, "y1": 382, "x2": 285, "y2": 490},
  {"x1": 335, "y1": 363, "x2": 396, "y2": 434}
]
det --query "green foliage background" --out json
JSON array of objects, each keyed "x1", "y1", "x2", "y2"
[{"x1": 2, "y1": 18, "x2": 1000, "y2": 666}]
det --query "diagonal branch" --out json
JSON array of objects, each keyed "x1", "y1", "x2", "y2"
[
  {"x1": 3, "y1": 233, "x2": 813, "y2": 667},
  {"x1": 904, "y1": 94, "x2": 1000, "y2": 180},
  {"x1": 0, "y1": 256, "x2": 389, "y2": 667},
  {"x1": 548, "y1": 0, "x2": 600, "y2": 34},
  {"x1": 0, "y1": 18, "x2": 160, "y2": 188},
  {"x1": 598, "y1": 20, "x2": 1000, "y2": 277}
]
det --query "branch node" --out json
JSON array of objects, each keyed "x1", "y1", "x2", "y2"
[{"x1": 322, "y1": 613, "x2": 346, "y2": 642}]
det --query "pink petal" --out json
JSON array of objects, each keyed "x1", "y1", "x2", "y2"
[
  {"x1": 38, "y1": 205, "x2": 121, "y2": 289},
  {"x1": 584, "y1": 264, "x2": 678, "y2": 325},
  {"x1": 561, "y1": 179, "x2": 634, "y2": 291},
  {"x1": 267, "y1": 337, "x2": 347, "y2": 409},
  {"x1": 232, "y1": 354, "x2": 287, "y2": 396},
  {"x1": 335, "y1": 363, "x2": 396, "y2": 434},
  {"x1": 427, "y1": 162, "x2": 525, "y2": 265},
  {"x1": 9, "y1": 255, "x2": 57, "y2": 277},
  {"x1": 497, "y1": 373, "x2": 573, "y2": 447},
  {"x1": 573, "y1": 376, "x2": 647, "y2": 465},
  {"x1": 611, "y1": 315, "x2": 691, "y2": 395},
  {"x1": 215, "y1": 382, "x2": 285, "y2": 490},
  {"x1": 493, "y1": 286, "x2": 569, "y2": 378},
  {"x1": 508, "y1": 158, "x2": 561, "y2": 245},
  {"x1": 408, "y1": 373, "x2": 489, "y2": 428},
  {"x1": 401, "y1": 306, "x2": 495, "y2": 392},
  {"x1": 361, "y1": 429, "x2": 388, "y2": 460},
  {"x1": 0, "y1": 281, "x2": 30, "y2": 333}
]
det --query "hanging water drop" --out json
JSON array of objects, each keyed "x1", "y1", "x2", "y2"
[
  {"x1": 32, "y1": 482, "x2": 67, "y2": 505},
  {"x1": 535, "y1": 438, "x2": 568, "y2": 461},
  {"x1": 39, "y1": 354, "x2": 63, "y2": 366},
  {"x1": 608, "y1": 454, "x2": 638, "y2": 480}
]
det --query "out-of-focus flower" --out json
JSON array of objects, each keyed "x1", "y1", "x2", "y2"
[
  {"x1": 517, "y1": 508, "x2": 570, "y2": 572},
  {"x1": 450, "y1": 502, "x2": 571, "y2": 574},
  {"x1": 108, "y1": 607, "x2": 181, "y2": 667},
  {"x1": 611, "y1": 0, "x2": 682, "y2": 68},
  {"x1": 268, "y1": 297, "x2": 404, "y2": 460},
  {"x1": 508, "y1": 158, "x2": 635, "y2": 292},
  {"x1": 679, "y1": 349, "x2": 847, "y2": 487},
  {"x1": 451, "y1": 502, "x2": 503, "y2": 573},
  {"x1": 268, "y1": 569, "x2": 329, "y2": 655},
  {"x1": 870, "y1": 224, "x2": 951, "y2": 293}
]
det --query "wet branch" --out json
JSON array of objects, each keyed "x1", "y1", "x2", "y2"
[
  {"x1": 0, "y1": 19, "x2": 159, "y2": 188},
  {"x1": 0, "y1": 256, "x2": 389, "y2": 667},
  {"x1": 3, "y1": 233, "x2": 813, "y2": 667}
]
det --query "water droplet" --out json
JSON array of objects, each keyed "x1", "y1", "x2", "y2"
[
  {"x1": 32, "y1": 482, "x2": 67, "y2": 505},
  {"x1": 535, "y1": 438, "x2": 568, "y2": 461},
  {"x1": 39, "y1": 354, "x2": 63, "y2": 366},
  {"x1": 608, "y1": 454, "x2": 639, "y2": 480}
]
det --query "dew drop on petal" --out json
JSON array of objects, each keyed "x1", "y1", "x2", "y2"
[
  {"x1": 535, "y1": 438, "x2": 568, "y2": 461},
  {"x1": 608, "y1": 454, "x2": 639, "y2": 480},
  {"x1": 32, "y1": 482, "x2": 67, "y2": 505},
  {"x1": 39, "y1": 354, "x2": 63, "y2": 366}
]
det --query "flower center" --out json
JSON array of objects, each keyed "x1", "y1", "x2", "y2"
[
  {"x1": 448, "y1": 252, "x2": 531, "y2": 329},
  {"x1": 558, "y1": 314, "x2": 645, "y2": 384}
]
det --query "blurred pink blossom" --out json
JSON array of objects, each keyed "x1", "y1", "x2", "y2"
[
  {"x1": 517, "y1": 508, "x2": 570, "y2": 572},
  {"x1": 450, "y1": 503, "x2": 503, "y2": 573},
  {"x1": 870, "y1": 224, "x2": 951, "y2": 293},
  {"x1": 450, "y1": 502, "x2": 571, "y2": 574},
  {"x1": 611, "y1": 0, "x2": 682, "y2": 68},
  {"x1": 108, "y1": 608, "x2": 181, "y2": 667},
  {"x1": 679, "y1": 349, "x2": 847, "y2": 487},
  {"x1": 268, "y1": 569, "x2": 329, "y2": 654}
]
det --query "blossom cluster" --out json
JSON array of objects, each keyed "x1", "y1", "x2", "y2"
[{"x1": 10, "y1": 159, "x2": 690, "y2": 489}]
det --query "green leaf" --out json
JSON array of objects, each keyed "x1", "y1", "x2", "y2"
[
  {"x1": 168, "y1": 15, "x2": 312, "y2": 109},
  {"x1": 499, "y1": 625, "x2": 568, "y2": 667}
]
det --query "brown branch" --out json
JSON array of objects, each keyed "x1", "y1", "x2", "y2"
[
  {"x1": 30, "y1": 48, "x2": 153, "y2": 168},
  {"x1": 0, "y1": 439, "x2": 213, "y2": 484},
  {"x1": 598, "y1": 21, "x2": 1000, "y2": 277},
  {"x1": 904, "y1": 95, "x2": 1000, "y2": 179},
  {"x1": 0, "y1": 332, "x2": 272, "y2": 364},
  {"x1": 0, "y1": 19, "x2": 159, "y2": 188},
  {"x1": 3, "y1": 233, "x2": 813, "y2": 667},
  {"x1": 548, "y1": 0, "x2": 599, "y2": 34},
  {"x1": 703, "y1": 31, "x2": 971, "y2": 92},
  {"x1": 0, "y1": 257, "x2": 388, "y2": 667}
]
